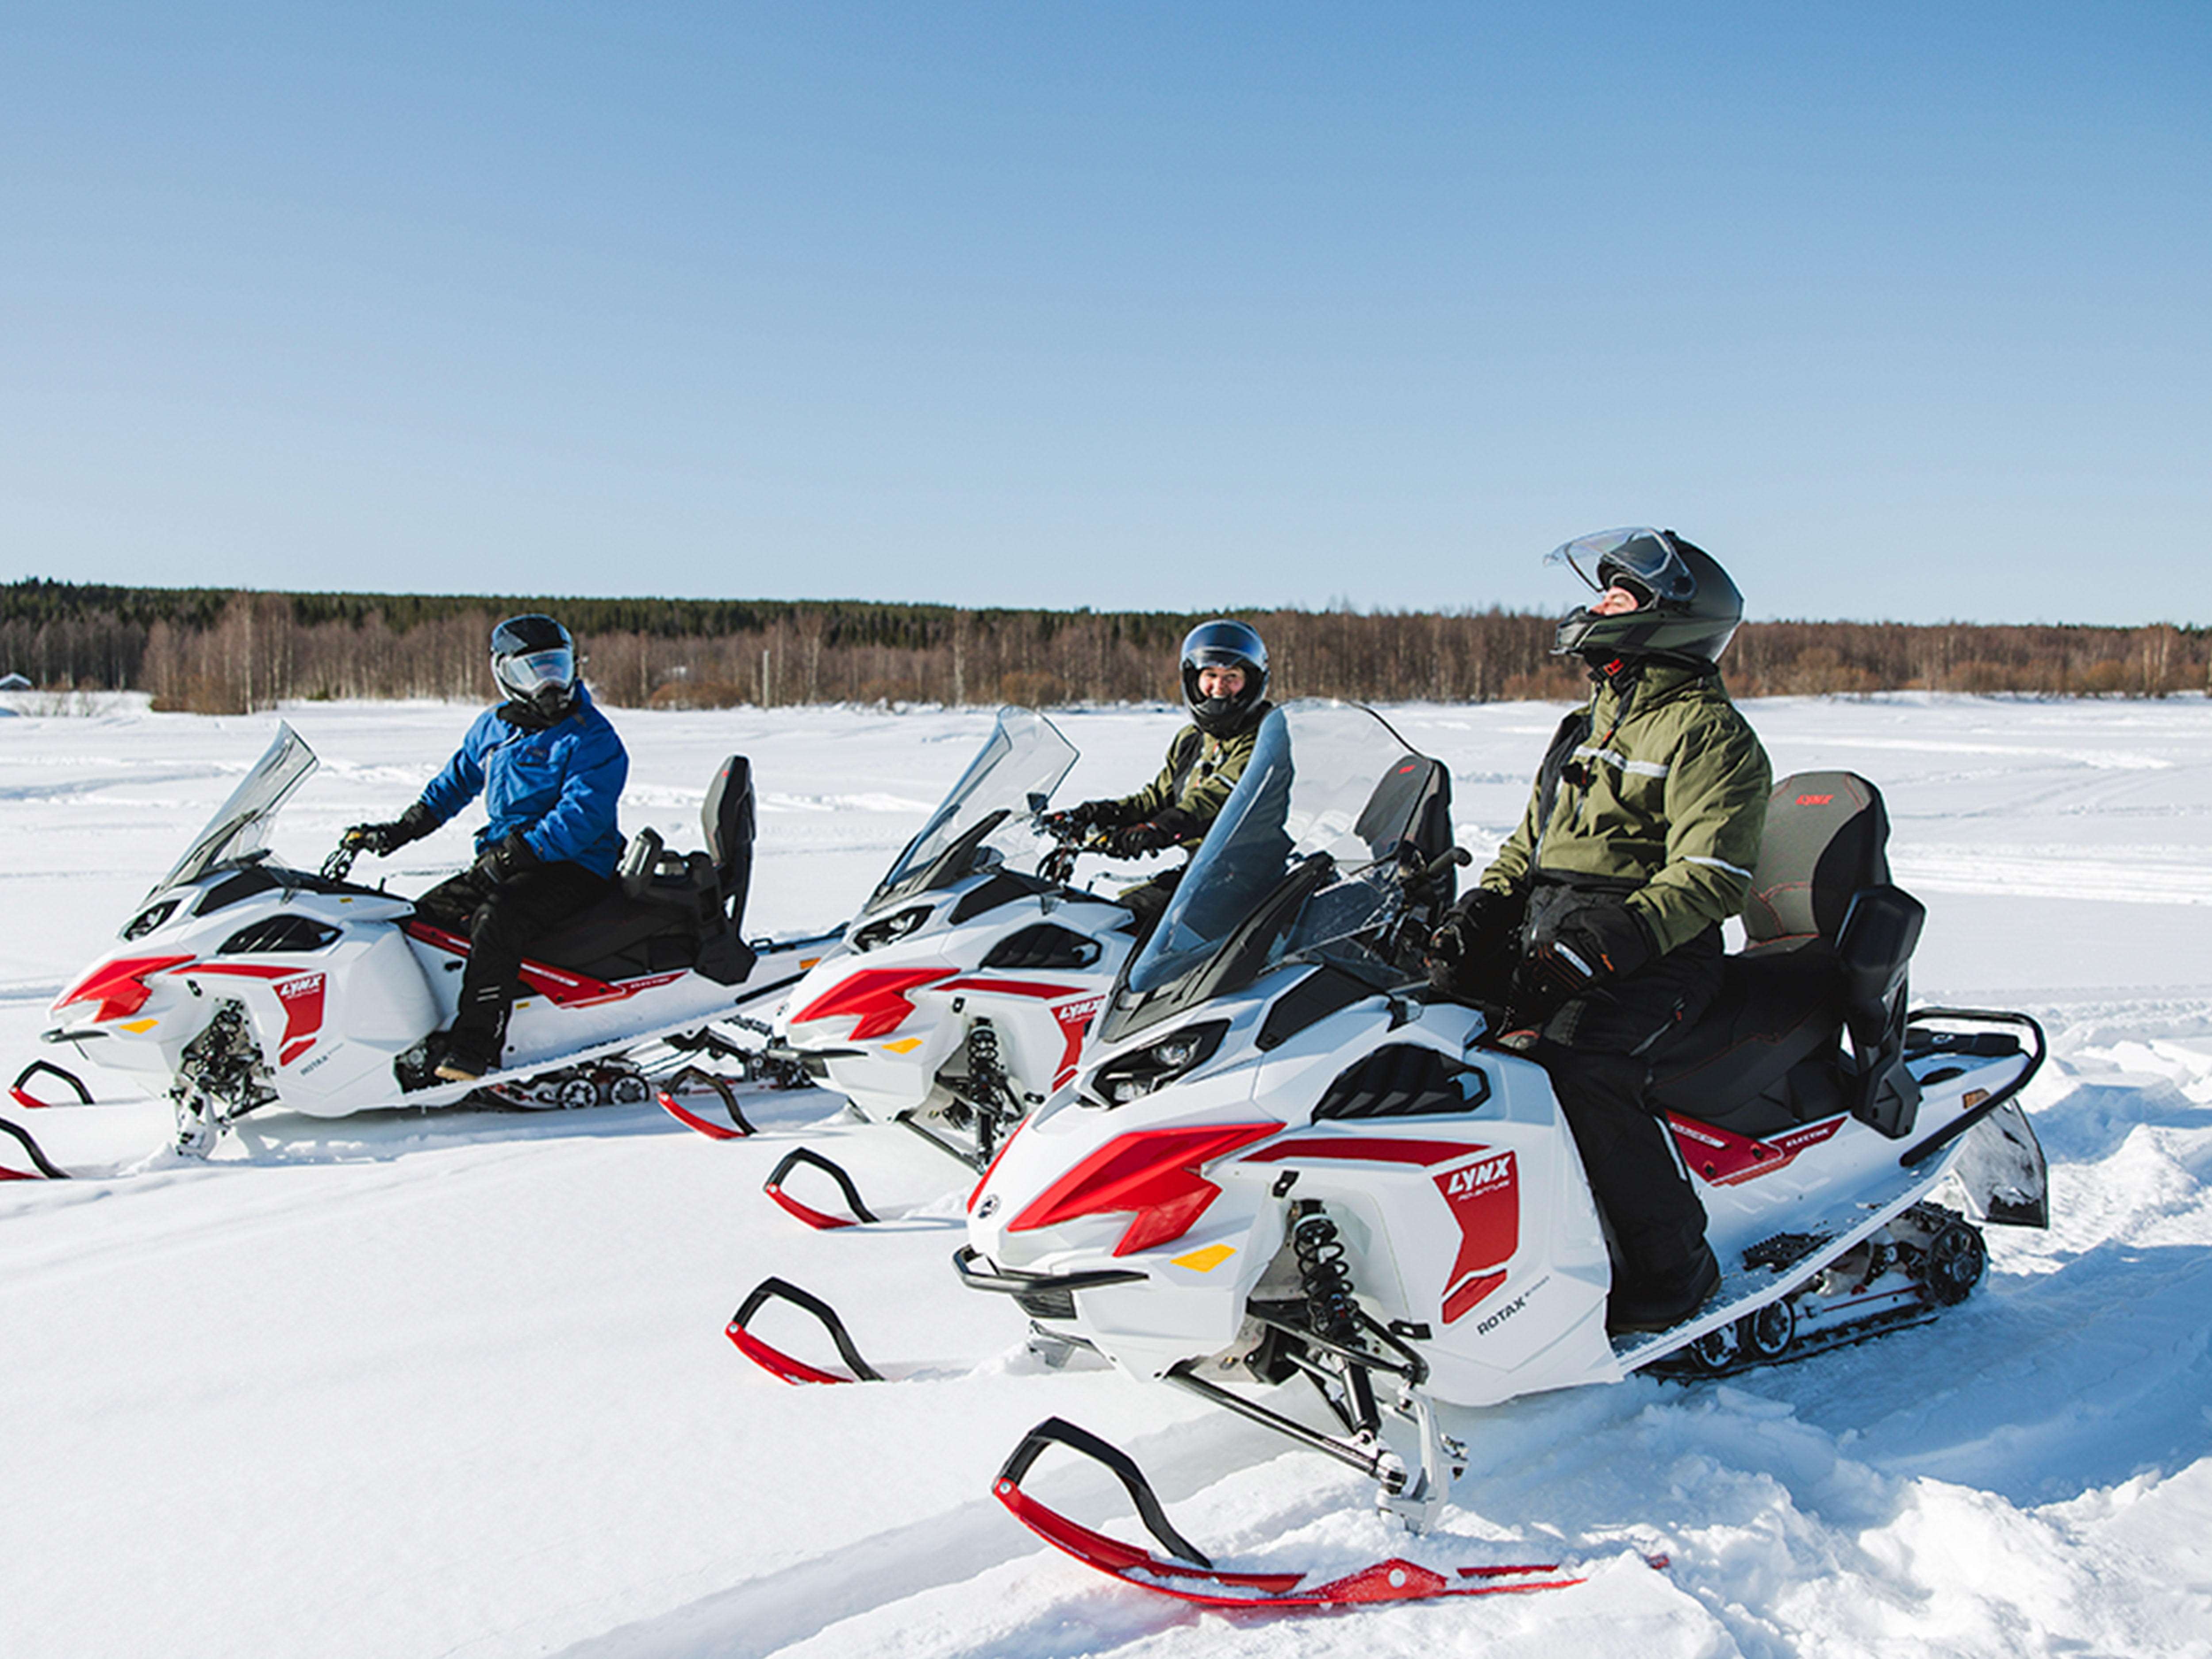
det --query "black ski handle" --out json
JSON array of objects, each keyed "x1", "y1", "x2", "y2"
[
  {"x1": 995, "y1": 1417, "x2": 1213, "y2": 1570},
  {"x1": 0, "y1": 1115, "x2": 69, "y2": 1179},
  {"x1": 728, "y1": 1276, "x2": 883, "y2": 1383},
  {"x1": 763, "y1": 1146, "x2": 879, "y2": 1225},
  {"x1": 668, "y1": 1065, "x2": 757, "y2": 1136},
  {"x1": 11, "y1": 1059, "x2": 94, "y2": 1109}
]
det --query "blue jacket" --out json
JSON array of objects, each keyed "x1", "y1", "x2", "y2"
[{"x1": 417, "y1": 685, "x2": 629, "y2": 877}]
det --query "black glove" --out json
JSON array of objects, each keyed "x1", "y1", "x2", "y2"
[
  {"x1": 343, "y1": 802, "x2": 436, "y2": 857},
  {"x1": 1425, "y1": 887, "x2": 1521, "y2": 1000},
  {"x1": 1107, "y1": 807, "x2": 1196, "y2": 859},
  {"x1": 1520, "y1": 901, "x2": 1653, "y2": 1001},
  {"x1": 472, "y1": 831, "x2": 540, "y2": 884},
  {"x1": 1043, "y1": 799, "x2": 1130, "y2": 837}
]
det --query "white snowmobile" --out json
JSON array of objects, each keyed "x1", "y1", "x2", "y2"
[
  {"x1": 946, "y1": 699, "x2": 2047, "y2": 1605},
  {"x1": 729, "y1": 708, "x2": 1141, "y2": 1227},
  {"x1": 16, "y1": 723, "x2": 840, "y2": 1164}
]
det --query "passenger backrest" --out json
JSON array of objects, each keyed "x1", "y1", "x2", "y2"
[
  {"x1": 702, "y1": 756, "x2": 757, "y2": 933},
  {"x1": 1742, "y1": 772, "x2": 1891, "y2": 952}
]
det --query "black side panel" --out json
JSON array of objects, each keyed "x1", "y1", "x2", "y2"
[
  {"x1": 1256, "y1": 967, "x2": 1371, "y2": 1053},
  {"x1": 951, "y1": 870, "x2": 1053, "y2": 925},
  {"x1": 1311, "y1": 1041, "x2": 1492, "y2": 1119},
  {"x1": 981, "y1": 923, "x2": 1102, "y2": 972}
]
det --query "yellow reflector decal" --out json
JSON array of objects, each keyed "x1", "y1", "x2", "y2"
[
  {"x1": 120, "y1": 1018, "x2": 159, "y2": 1034},
  {"x1": 882, "y1": 1037, "x2": 925, "y2": 1055},
  {"x1": 1173, "y1": 1244, "x2": 1236, "y2": 1273}
]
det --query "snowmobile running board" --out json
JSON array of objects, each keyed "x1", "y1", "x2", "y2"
[
  {"x1": 726, "y1": 1276, "x2": 882, "y2": 1384},
  {"x1": 993, "y1": 1416, "x2": 1654, "y2": 1609},
  {"x1": 763, "y1": 1147, "x2": 879, "y2": 1229}
]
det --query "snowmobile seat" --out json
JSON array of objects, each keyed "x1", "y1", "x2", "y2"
[
  {"x1": 1647, "y1": 771, "x2": 1925, "y2": 1141},
  {"x1": 505, "y1": 757, "x2": 763, "y2": 988},
  {"x1": 701, "y1": 756, "x2": 757, "y2": 937}
]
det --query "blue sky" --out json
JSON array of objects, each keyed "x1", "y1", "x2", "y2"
[{"x1": 3, "y1": 3, "x2": 2205, "y2": 626}]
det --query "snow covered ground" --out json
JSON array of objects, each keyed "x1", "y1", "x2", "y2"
[{"x1": 2, "y1": 694, "x2": 2208, "y2": 1658}]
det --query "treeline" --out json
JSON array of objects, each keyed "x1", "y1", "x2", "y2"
[{"x1": 1, "y1": 580, "x2": 2205, "y2": 712}]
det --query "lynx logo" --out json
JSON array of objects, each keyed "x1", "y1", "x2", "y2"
[
  {"x1": 275, "y1": 973, "x2": 326, "y2": 1067},
  {"x1": 1435, "y1": 1147, "x2": 1520, "y2": 1325},
  {"x1": 1796, "y1": 793, "x2": 1835, "y2": 806},
  {"x1": 1051, "y1": 995, "x2": 1108, "y2": 1089},
  {"x1": 1445, "y1": 1155, "x2": 1513, "y2": 1199}
]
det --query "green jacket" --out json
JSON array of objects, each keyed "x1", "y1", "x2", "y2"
[
  {"x1": 1482, "y1": 664, "x2": 1770, "y2": 956},
  {"x1": 1114, "y1": 714, "x2": 1268, "y2": 850}
]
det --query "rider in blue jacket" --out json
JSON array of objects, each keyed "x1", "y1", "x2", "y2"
[{"x1": 346, "y1": 614, "x2": 629, "y2": 1081}]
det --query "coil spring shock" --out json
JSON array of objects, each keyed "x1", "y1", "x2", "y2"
[
  {"x1": 1294, "y1": 1210, "x2": 1360, "y2": 1347},
  {"x1": 963, "y1": 1021, "x2": 1014, "y2": 1159},
  {"x1": 1290, "y1": 1205, "x2": 1382, "y2": 1437}
]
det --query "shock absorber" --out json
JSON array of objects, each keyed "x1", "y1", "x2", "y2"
[
  {"x1": 961, "y1": 1021, "x2": 1017, "y2": 1157},
  {"x1": 1292, "y1": 1205, "x2": 1381, "y2": 1437}
]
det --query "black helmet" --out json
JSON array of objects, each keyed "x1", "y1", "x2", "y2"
[
  {"x1": 1179, "y1": 619, "x2": 1269, "y2": 737},
  {"x1": 1549, "y1": 527, "x2": 1744, "y2": 668},
  {"x1": 490, "y1": 614, "x2": 578, "y2": 715}
]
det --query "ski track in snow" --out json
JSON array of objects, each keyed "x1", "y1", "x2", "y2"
[{"x1": 1, "y1": 695, "x2": 2209, "y2": 1659}]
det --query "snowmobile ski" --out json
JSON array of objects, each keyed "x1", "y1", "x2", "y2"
[
  {"x1": 726, "y1": 1276, "x2": 883, "y2": 1384},
  {"x1": 0, "y1": 1114, "x2": 68, "y2": 1180},
  {"x1": 762, "y1": 1146, "x2": 880, "y2": 1229},
  {"x1": 11, "y1": 1059, "x2": 93, "y2": 1111},
  {"x1": 993, "y1": 1417, "x2": 1651, "y2": 1608},
  {"x1": 654, "y1": 1066, "x2": 759, "y2": 1140}
]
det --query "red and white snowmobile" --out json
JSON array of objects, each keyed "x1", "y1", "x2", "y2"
[
  {"x1": 954, "y1": 699, "x2": 2048, "y2": 1602},
  {"x1": 14, "y1": 723, "x2": 839, "y2": 1165},
  {"x1": 738, "y1": 709, "x2": 1140, "y2": 1223}
]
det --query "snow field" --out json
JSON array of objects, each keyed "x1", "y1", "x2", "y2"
[{"x1": 1, "y1": 695, "x2": 2208, "y2": 1656}]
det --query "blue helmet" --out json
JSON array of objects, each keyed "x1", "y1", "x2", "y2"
[{"x1": 1179, "y1": 619, "x2": 1269, "y2": 737}]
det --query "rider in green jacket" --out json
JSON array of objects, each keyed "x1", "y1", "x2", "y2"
[
  {"x1": 1429, "y1": 529, "x2": 1771, "y2": 1334},
  {"x1": 1047, "y1": 620, "x2": 1272, "y2": 936}
]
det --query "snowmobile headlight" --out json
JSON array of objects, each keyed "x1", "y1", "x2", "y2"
[
  {"x1": 121, "y1": 899, "x2": 178, "y2": 941},
  {"x1": 1089, "y1": 1021, "x2": 1229, "y2": 1106},
  {"x1": 849, "y1": 905, "x2": 933, "y2": 953}
]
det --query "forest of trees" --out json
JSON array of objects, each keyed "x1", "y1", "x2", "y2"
[{"x1": 1, "y1": 579, "x2": 2205, "y2": 714}]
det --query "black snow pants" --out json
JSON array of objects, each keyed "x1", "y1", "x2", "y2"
[
  {"x1": 415, "y1": 860, "x2": 611, "y2": 1067},
  {"x1": 1498, "y1": 920, "x2": 1725, "y2": 1277}
]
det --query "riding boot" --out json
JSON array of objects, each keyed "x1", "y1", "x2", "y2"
[{"x1": 436, "y1": 984, "x2": 511, "y2": 1081}]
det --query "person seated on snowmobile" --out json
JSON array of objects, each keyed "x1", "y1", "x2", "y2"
[
  {"x1": 342, "y1": 614, "x2": 630, "y2": 1083},
  {"x1": 1042, "y1": 619, "x2": 1273, "y2": 938},
  {"x1": 1425, "y1": 529, "x2": 1771, "y2": 1336}
]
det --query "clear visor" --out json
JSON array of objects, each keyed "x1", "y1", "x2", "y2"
[
  {"x1": 1545, "y1": 526, "x2": 1687, "y2": 602},
  {"x1": 497, "y1": 646, "x2": 574, "y2": 697}
]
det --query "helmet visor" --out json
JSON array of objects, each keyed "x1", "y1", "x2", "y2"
[
  {"x1": 1545, "y1": 527, "x2": 1692, "y2": 605},
  {"x1": 496, "y1": 646, "x2": 574, "y2": 699}
]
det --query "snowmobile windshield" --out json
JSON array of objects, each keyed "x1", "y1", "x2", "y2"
[
  {"x1": 1099, "y1": 701, "x2": 1451, "y2": 1046},
  {"x1": 865, "y1": 707, "x2": 1079, "y2": 914},
  {"x1": 146, "y1": 723, "x2": 319, "y2": 906}
]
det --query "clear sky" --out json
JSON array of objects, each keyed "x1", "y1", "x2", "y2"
[{"x1": 3, "y1": 3, "x2": 2206, "y2": 626}]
